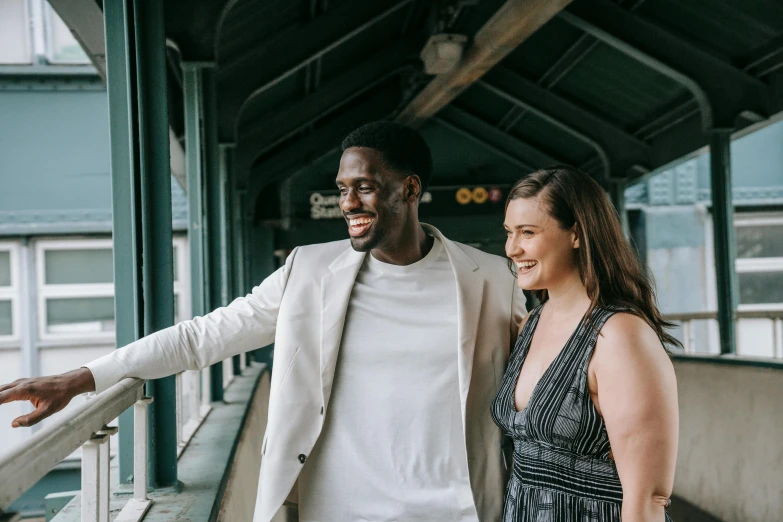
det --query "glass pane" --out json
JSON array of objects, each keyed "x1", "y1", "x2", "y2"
[
  {"x1": 0, "y1": 252, "x2": 10, "y2": 287},
  {"x1": 738, "y1": 271, "x2": 783, "y2": 305},
  {"x1": 47, "y1": 6, "x2": 89, "y2": 63},
  {"x1": 0, "y1": 301, "x2": 12, "y2": 336},
  {"x1": 45, "y1": 249, "x2": 114, "y2": 285},
  {"x1": 736, "y1": 224, "x2": 783, "y2": 259},
  {"x1": 46, "y1": 297, "x2": 115, "y2": 334},
  {"x1": 0, "y1": 0, "x2": 31, "y2": 64}
]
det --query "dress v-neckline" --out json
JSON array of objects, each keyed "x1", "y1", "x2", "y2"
[{"x1": 511, "y1": 305, "x2": 587, "y2": 413}]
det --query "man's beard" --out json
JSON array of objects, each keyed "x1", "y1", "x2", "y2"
[{"x1": 349, "y1": 226, "x2": 384, "y2": 252}]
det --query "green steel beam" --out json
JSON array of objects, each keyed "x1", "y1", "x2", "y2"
[
  {"x1": 248, "y1": 85, "x2": 400, "y2": 203},
  {"x1": 183, "y1": 63, "x2": 206, "y2": 319},
  {"x1": 560, "y1": 0, "x2": 771, "y2": 129},
  {"x1": 219, "y1": 144, "x2": 242, "y2": 375},
  {"x1": 203, "y1": 68, "x2": 225, "y2": 400},
  {"x1": 235, "y1": 39, "x2": 415, "y2": 169},
  {"x1": 133, "y1": 0, "x2": 177, "y2": 488},
  {"x1": 222, "y1": 0, "x2": 414, "y2": 142},
  {"x1": 232, "y1": 188, "x2": 247, "y2": 299},
  {"x1": 482, "y1": 67, "x2": 651, "y2": 179},
  {"x1": 232, "y1": 187, "x2": 251, "y2": 367},
  {"x1": 709, "y1": 130, "x2": 738, "y2": 355},
  {"x1": 437, "y1": 105, "x2": 563, "y2": 168},
  {"x1": 104, "y1": 0, "x2": 177, "y2": 488},
  {"x1": 476, "y1": 78, "x2": 614, "y2": 181},
  {"x1": 103, "y1": 0, "x2": 141, "y2": 487},
  {"x1": 608, "y1": 180, "x2": 629, "y2": 237}
]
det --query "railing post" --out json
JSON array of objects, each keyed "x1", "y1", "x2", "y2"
[
  {"x1": 134, "y1": 398, "x2": 153, "y2": 501},
  {"x1": 96, "y1": 426, "x2": 119, "y2": 522},
  {"x1": 81, "y1": 433, "x2": 108, "y2": 522},
  {"x1": 681, "y1": 320, "x2": 693, "y2": 353},
  {"x1": 114, "y1": 396, "x2": 154, "y2": 521}
]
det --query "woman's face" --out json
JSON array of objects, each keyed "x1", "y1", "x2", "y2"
[{"x1": 504, "y1": 196, "x2": 580, "y2": 290}]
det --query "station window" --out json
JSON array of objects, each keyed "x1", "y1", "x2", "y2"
[
  {"x1": 735, "y1": 215, "x2": 783, "y2": 309},
  {"x1": 37, "y1": 240, "x2": 116, "y2": 339},
  {"x1": 37, "y1": 238, "x2": 189, "y2": 340},
  {"x1": 0, "y1": 244, "x2": 20, "y2": 340},
  {"x1": 0, "y1": 0, "x2": 32, "y2": 64},
  {"x1": 44, "y1": 3, "x2": 90, "y2": 64}
]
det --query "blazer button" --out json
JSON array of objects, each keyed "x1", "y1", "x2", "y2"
[
  {"x1": 298, "y1": 454, "x2": 307, "y2": 464},
  {"x1": 320, "y1": 406, "x2": 324, "y2": 415}
]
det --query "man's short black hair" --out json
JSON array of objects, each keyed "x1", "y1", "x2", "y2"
[{"x1": 341, "y1": 121, "x2": 433, "y2": 193}]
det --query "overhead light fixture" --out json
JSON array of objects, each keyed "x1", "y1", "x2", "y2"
[{"x1": 420, "y1": 33, "x2": 468, "y2": 75}]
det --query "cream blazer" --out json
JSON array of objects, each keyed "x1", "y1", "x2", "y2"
[{"x1": 86, "y1": 224, "x2": 526, "y2": 521}]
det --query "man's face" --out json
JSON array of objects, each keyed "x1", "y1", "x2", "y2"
[{"x1": 336, "y1": 147, "x2": 407, "y2": 252}]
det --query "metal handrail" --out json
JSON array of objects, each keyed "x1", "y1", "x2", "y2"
[
  {"x1": 663, "y1": 310, "x2": 783, "y2": 321},
  {"x1": 0, "y1": 377, "x2": 147, "y2": 518},
  {"x1": 663, "y1": 309, "x2": 783, "y2": 357}
]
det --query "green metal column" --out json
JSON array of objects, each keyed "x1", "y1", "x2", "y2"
[
  {"x1": 233, "y1": 187, "x2": 250, "y2": 366},
  {"x1": 103, "y1": 0, "x2": 141, "y2": 486},
  {"x1": 710, "y1": 130, "x2": 738, "y2": 355},
  {"x1": 220, "y1": 145, "x2": 242, "y2": 375},
  {"x1": 233, "y1": 188, "x2": 247, "y2": 298},
  {"x1": 202, "y1": 68, "x2": 225, "y2": 400},
  {"x1": 104, "y1": 0, "x2": 177, "y2": 488},
  {"x1": 608, "y1": 180, "x2": 629, "y2": 238},
  {"x1": 183, "y1": 63, "x2": 206, "y2": 320}
]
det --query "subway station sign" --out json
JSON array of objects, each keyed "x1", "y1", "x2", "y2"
[{"x1": 308, "y1": 185, "x2": 510, "y2": 220}]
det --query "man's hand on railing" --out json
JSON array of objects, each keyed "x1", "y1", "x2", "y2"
[{"x1": 0, "y1": 368, "x2": 96, "y2": 428}]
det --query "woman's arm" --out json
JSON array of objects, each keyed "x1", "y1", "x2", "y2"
[{"x1": 593, "y1": 313, "x2": 678, "y2": 522}]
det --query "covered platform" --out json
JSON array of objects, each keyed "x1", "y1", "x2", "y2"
[{"x1": 1, "y1": 0, "x2": 782, "y2": 521}]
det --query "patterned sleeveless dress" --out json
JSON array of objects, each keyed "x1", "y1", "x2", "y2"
[{"x1": 491, "y1": 304, "x2": 673, "y2": 521}]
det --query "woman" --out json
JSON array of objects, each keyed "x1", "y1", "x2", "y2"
[{"x1": 492, "y1": 165, "x2": 679, "y2": 522}]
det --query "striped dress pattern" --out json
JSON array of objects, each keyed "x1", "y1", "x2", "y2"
[{"x1": 491, "y1": 304, "x2": 673, "y2": 521}]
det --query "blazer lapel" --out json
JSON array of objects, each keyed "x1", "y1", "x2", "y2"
[
  {"x1": 423, "y1": 225, "x2": 485, "y2": 428},
  {"x1": 320, "y1": 247, "x2": 365, "y2": 411}
]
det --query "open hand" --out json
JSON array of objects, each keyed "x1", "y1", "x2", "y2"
[{"x1": 0, "y1": 368, "x2": 95, "y2": 428}]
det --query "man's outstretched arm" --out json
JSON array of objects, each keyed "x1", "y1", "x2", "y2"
[
  {"x1": 0, "y1": 368, "x2": 95, "y2": 427},
  {"x1": 0, "y1": 247, "x2": 298, "y2": 428}
]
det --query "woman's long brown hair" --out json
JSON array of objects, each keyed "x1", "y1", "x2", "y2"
[{"x1": 506, "y1": 165, "x2": 682, "y2": 350}]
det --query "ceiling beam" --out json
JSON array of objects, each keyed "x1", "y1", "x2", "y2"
[
  {"x1": 236, "y1": 41, "x2": 416, "y2": 170},
  {"x1": 496, "y1": 0, "x2": 651, "y2": 133},
  {"x1": 438, "y1": 105, "x2": 563, "y2": 168},
  {"x1": 219, "y1": 0, "x2": 414, "y2": 142},
  {"x1": 432, "y1": 119, "x2": 535, "y2": 172},
  {"x1": 560, "y1": 0, "x2": 772, "y2": 129},
  {"x1": 247, "y1": 85, "x2": 401, "y2": 204},
  {"x1": 395, "y1": 0, "x2": 573, "y2": 128},
  {"x1": 481, "y1": 67, "x2": 654, "y2": 179}
]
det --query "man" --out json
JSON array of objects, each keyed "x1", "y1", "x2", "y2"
[{"x1": 0, "y1": 121, "x2": 525, "y2": 522}]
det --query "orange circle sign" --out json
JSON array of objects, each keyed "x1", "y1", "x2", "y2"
[{"x1": 456, "y1": 188, "x2": 472, "y2": 205}]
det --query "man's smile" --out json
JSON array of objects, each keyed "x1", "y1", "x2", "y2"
[{"x1": 347, "y1": 215, "x2": 375, "y2": 237}]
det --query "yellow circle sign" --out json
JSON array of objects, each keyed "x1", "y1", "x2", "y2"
[
  {"x1": 456, "y1": 188, "x2": 472, "y2": 205},
  {"x1": 472, "y1": 187, "x2": 488, "y2": 204}
]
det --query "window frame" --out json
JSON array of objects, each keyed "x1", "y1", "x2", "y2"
[
  {"x1": 172, "y1": 235, "x2": 189, "y2": 323},
  {"x1": 36, "y1": 238, "x2": 115, "y2": 342},
  {"x1": 735, "y1": 213, "x2": 783, "y2": 312},
  {"x1": 42, "y1": 2, "x2": 91, "y2": 65},
  {"x1": 0, "y1": 0, "x2": 33, "y2": 65},
  {"x1": 37, "y1": 237, "x2": 190, "y2": 341},
  {"x1": 0, "y1": 241, "x2": 21, "y2": 346}
]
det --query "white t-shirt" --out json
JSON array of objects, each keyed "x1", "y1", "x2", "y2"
[{"x1": 298, "y1": 236, "x2": 478, "y2": 522}]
